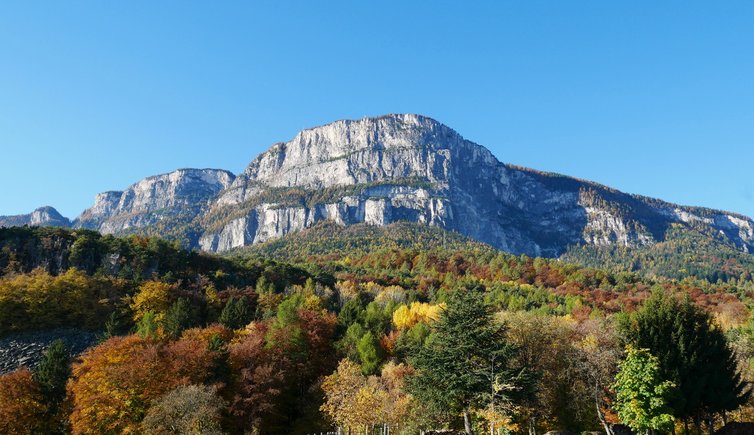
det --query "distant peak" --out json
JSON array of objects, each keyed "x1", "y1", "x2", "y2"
[{"x1": 33, "y1": 206, "x2": 65, "y2": 218}]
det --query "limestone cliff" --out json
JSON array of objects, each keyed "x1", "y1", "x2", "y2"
[
  {"x1": 4, "y1": 114, "x2": 753, "y2": 258},
  {"x1": 0, "y1": 206, "x2": 71, "y2": 228},
  {"x1": 74, "y1": 168, "x2": 235, "y2": 238}
]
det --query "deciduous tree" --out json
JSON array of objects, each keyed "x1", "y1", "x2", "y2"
[
  {"x1": 141, "y1": 384, "x2": 226, "y2": 435},
  {"x1": 0, "y1": 368, "x2": 46, "y2": 434},
  {"x1": 613, "y1": 346, "x2": 675, "y2": 434}
]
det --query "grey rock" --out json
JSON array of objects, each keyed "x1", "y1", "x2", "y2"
[
  {"x1": 0, "y1": 206, "x2": 71, "y2": 228},
  {"x1": 73, "y1": 168, "x2": 235, "y2": 236},
  {"x1": 200, "y1": 114, "x2": 754, "y2": 256},
  {"x1": 4, "y1": 114, "x2": 753, "y2": 258},
  {"x1": 0, "y1": 328, "x2": 98, "y2": 374}
]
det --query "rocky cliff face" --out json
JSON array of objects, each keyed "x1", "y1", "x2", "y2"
[
  {"x1": 198, "y1": 114, "x2": 754, "y2": 256},
  {"x1": 0, "y1": 206, "x2": 71, "y2": 228},
  {"x1": 73, "y1": 168, "x2": 235, "y2": 237},
  {"x1": 4, "y1": 114, "x2": 753, "y2": 257}
]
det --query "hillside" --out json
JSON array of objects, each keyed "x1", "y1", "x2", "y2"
[
  {"x1": 2, "y1": 227, "x2": 753, "y2": 434},
  {"x1": 563, "y1": 223, "x2": 754, "y2": 283},
  {"x1": 235, "y1": 221, "x2": 496, "y2": 262}
]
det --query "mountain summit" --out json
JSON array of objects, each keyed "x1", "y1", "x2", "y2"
[
  {"x1": 0, "y1": 206, "x2": 70, "y2": 228},
  {"x1": 2, "y1": 114, "x2": 753, "y2": 258}
]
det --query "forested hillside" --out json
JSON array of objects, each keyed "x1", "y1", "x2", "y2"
[
  {"x1": 1, "y1": 226, "x2": 754, "y2": 434},
  {"x1": 563, "y1": 222, "x2": 754, "y2": 283}
]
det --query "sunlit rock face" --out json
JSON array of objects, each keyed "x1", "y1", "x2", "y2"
[
  {"x1": 197, "y1": 114, "x2": 754, "y2": 255},
  {"x1": 0, "y1": 206, "x2": 71, "y2": 228},
  {"x1": 73, "y1": 168, "x2": 235, "y2": 235},
  {"x1": 6, "y1": 114, "x2": 754, "y2": 256}
]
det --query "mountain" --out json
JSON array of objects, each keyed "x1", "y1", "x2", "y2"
[
  {"x1": 196, "y1": 114, "x2": 753, "y2": 257},
  {"x1": 0, "y1": 206, "x2": 71, "y2": 228},
  {"x1": 2, "y1": 114, "x2": 753, "y2": 266},
  {"x1": 73, "y1": 168, "x2": 235, "y2": 246}
]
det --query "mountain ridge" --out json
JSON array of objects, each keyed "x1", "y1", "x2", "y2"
[{"x1": 2, "y1": 114, "x2": 752, "y2": 261}]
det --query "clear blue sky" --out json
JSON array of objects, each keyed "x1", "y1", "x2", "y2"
[{"x1": 1, "y1": 1, "x2": 753, "y2": 219}]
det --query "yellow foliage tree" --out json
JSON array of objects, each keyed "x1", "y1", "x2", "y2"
[
  {"x1": 0, "y1": 268, "x2": 124, "y2": 334},
  {"x1": 321, "y1": 359, "x2": 417, "y2": 433},
  {"x1": 130, "y1": 280, "x2": 173, "y2": 322},
  {"x1": 68, "y1": 332, "x2": 218, "y2": 434},
  {"x1": 392, "y1": 302, "x2": 443, "y2": 330}
]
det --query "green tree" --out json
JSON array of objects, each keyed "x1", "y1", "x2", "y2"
[
  {"x1": 136, "y1": 310, "x2": 159, "y2": 338},
  {"x1": 163, "y1": 298, "x2": 194, "y2": 339},
  {"x1": 34, "y1": 339, "x2": 70, "y2": 433},
  {"x1": 407, "y1": 289, "x2": 527, "y2": 435},
  {"x1": 219, "y1": 296, "x2": 253, "y2": 330},
  {"x1": 34, "y1": 339, "x2": 70, "y2": 401},
  {"x1": 613, "y1": 346, "x2": 675, "y2": 435},
  {"x1": 356, "y1": 331, "x2": 383, "y2": 375},
  {"x1": 622, "y1": 291, "x2": 750, "y2": 428},
  {"x1": 337, "y1": 296, "x2": 366, "y2": 332}
]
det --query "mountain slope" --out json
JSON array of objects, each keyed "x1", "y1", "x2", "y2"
[
  {"x1": 562, "y1": 222, "x2": 754, "y2": 282},
  {"x1": 2, "y1": 114, "x2": 753, "y2": 271},
  {"x1": 73, "y1": 168, "x2": 235, "y2": 246},
  {"x1": 236, "y1": 220, "x2": 496, "y2": 262}
]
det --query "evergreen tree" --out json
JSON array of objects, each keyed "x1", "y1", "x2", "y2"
[
  {"x1": 407, "y1": 289, "x2": 527, "y2": 435},
  {"x1": 622, "y1": 291, "x2": 750, "y2": 427},
  {"x1": 163, "y1": 297, "x2": 194, "y2": 339},
  {"x1": 356, "y1": 331, "x2": 383, "y2": 375},
  {"x1": 219, "y1": 296, "x2": 253, "y2": 330},
  {"x1": 336, "y1": 295, "x2": 366, "y2": 332},
  {"x1": 34, "y1": 339, "x2": 70, "y2": 401},
  {"x1": 33, "y1": 339, "x2": 70, "y2": 434},
  {"x1": 100, "y1": 310, "x2": 127, "y2": 342},
  {"x1": 136, "y1": 310, "x2": 159, "y2": 338}
]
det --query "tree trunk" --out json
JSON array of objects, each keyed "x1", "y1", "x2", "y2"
[
  {"x1": 463, "y1": 407, "x2": 474, "y2": 435},
  {"x1": 594, "y1": 382, "x2": 614, "y2": 435}
]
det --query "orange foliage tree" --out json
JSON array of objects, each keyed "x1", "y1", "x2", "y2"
[
  {"x1": 0, "y1": 368, "x2": 47, "y2": 434},
  {"x1": 67, "y1": 328, "x2": 225, "y2": 434}
]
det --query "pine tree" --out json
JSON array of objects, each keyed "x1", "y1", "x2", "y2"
[
  {"x1": 219, "y1": 297, "x2": 253, "y2": 330},
  {"x1": 34, "y1": 339, "x2": 70, "y2": 401},
  {"x1": 356, "y1": 331, "x2": 383, "y2": 375},
  {"x1": 136, "y1": 310, "x2": 159, "y2": 338},
  {"x1": 33, "y1": 339, "x2": 70, "y2": 434},
  {"x1": 407, "y1": 288, "x2": 527, "y2": 435},
  {"x1": 163, "y1": 298, "x2": 194, "y2": 339},
  {"x1": 622, "y1": 291, "x2": 751, "y2": 427}
]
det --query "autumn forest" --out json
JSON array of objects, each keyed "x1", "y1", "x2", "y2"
[{"x1": 1, "y1": 225, "x2": 754, "y2": 435}]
